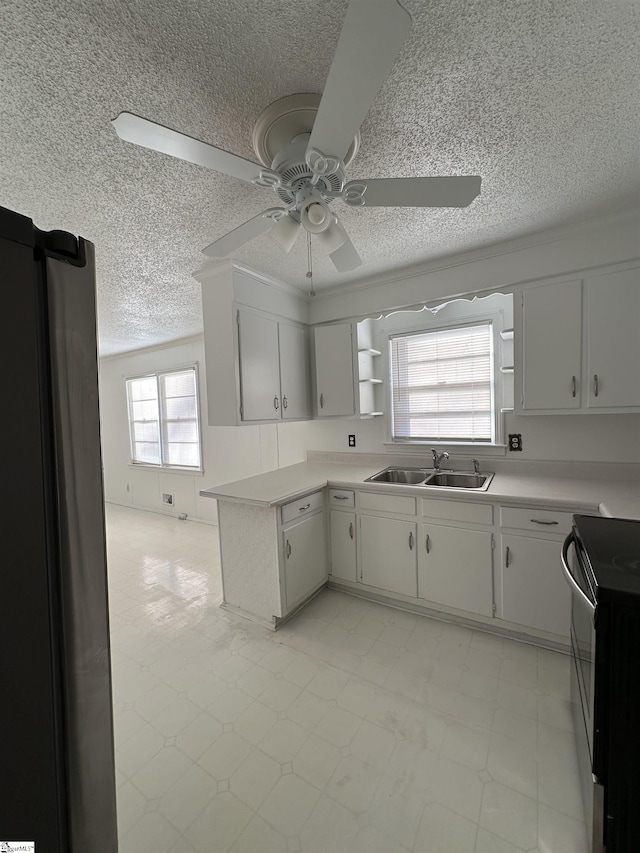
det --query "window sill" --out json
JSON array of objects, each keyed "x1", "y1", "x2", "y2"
[
  {"x1": 128, "y1": 463, "x2": 205, "y2": 476},
  {"x1": 383, "y1": 442, "x2": 507, "y2": 457}
]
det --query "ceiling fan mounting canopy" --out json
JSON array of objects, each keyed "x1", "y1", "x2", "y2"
[{"x1": 111, "y1": 0, "x2": 482, "y2": 276}]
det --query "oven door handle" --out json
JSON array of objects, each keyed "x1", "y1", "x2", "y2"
[{"x1": 561, "y1": 533, "x2": 597, "y2": 621}]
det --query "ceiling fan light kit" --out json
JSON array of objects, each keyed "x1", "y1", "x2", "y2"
[{"x1": 112, "y1": 0, "x2": 482, "y2": 277}]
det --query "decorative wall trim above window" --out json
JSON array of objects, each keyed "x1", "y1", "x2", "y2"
[
  {"x1": 126, "y1": 365, "x2": 203, "y2": 470},
  {"x1": 389, "y1": 321, "x2": 495, "y2": 444}
]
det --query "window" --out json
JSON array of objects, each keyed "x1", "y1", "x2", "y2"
[
  {"x1": 389, "y1": 322, "x2": 495, "y2": 444},
  {"x1": 126, "y1": 366, "x2": 202, "y2": 469}
]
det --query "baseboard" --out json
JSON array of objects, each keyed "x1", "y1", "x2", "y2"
[{"x1": 105, "y1": 499, "x2": 218, "y2": 527}]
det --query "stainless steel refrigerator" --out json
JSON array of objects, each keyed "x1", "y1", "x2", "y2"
[{"x1": 0, "y1": 206, "x2": 118, "y2": 852}]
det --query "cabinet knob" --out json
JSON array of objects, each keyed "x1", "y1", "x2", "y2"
[
  {"x1": 505, "y1": 546, "x2": 510, "y2": 568},
  {"x1": 425, "y1": 534, "x2": 431, "y2": 553},
  {"x1": 593, "y1": 374, "x2": 599, "y2": 398},
  {"x1": 409, "y1": 531, "x2": 414, "y2": 550},
  {"x1": 274, "y1": 396, "x2": 280, "y2": 410},
  {"x1": 299, "y1": 504, "x2": 311, "y2": 512},
  {"x1": 349, "y1": 522, "x2": 354, "y2": 540},
  {"x1": 571, "y1": 376, "x2": 576, "y2": 398},
  {"x1": 282, "y1": 395, "x2": 288, "y2": 409}
]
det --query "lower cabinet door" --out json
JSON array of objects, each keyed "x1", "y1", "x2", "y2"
[
  {"x1": 330, "y1": 510, "x2": 357, "y2": 583},
  {"x1": 501, "y1": 534, "x2": 571, "y2": 636},
  {"x1": 283, "y1": 512, "x2": 327, "y2": 611},
  {"x1": 418, "y1": 523, "x2": 493, "y2": 618},
  {"x1": 360, "y1": 515, "x2": 417, "y2": 597}
]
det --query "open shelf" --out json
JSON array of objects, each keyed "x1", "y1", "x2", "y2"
[
  {"x1": 359, "y1": 378, "x2": 382, "y2": 384},
  {"x1": 358, "y1": 347, "x2": 382, "y2": 356},
  {"x1": 500, "y1": 366, "x2": 514, "y2": 374},
  {"x1": 500, "y1": 328, "x2": 514, "y2": 341}
]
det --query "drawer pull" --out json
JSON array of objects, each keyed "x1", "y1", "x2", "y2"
[
  {"x1": 320, "y1": 393, "x2": 324, "y2": 409},
  {"x1": 282, "y1": 395, "x2": 288, "y2": 410},
  {"x1": 409, "y1": 531, "x2": 414, "y2": 550},
  {"x1": 299, "y1": 503, "x2": 311, "y2": 512},
  {"x1": 349, "y1": 522, "x2": 354, "y2": 540},
  {"x1": 530, "y1": 519, "x2": 559, "y2": 526},
  {"x1": 425, "y1": 534, "x2": 431, "y2": 553},
  {"x1": 571, "y1": 375, "x2": 576, "y2": 398},
  {"x1": 593, "y1": 374, "x2": 599, "y2": 397},
  {"x1": 505, "y1": 546, "x2": 510, "y2": 568},
  {"x1": 333, "y1": 495, "x2": 349, "y2": 501},
  {"x1": 286, "y1": 540, "x2": 291, "y2": 558},
  {"x1": 274, "y1": 396, "x2": 280, "y2": 411}
]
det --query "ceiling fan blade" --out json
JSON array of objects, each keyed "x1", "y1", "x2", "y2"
[
  {"x1": 112, "y1": 112, "x2": 262, "y2": 184},
  {"x1": 343, "y1": 176, "x2": 482, "y2": 208},
  {"x1": 328, "y1": 220, "x2": 363, "y2": 272},
  {"x1": 202, "y1": 209, "x2": 285, "y2": 258},
  {"x1": 307, "y1": 0, "x2": 411, "y2": 163}
]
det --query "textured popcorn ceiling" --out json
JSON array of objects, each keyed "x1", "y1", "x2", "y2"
[{"x1": 1, "y1": 0, "x2": 638, "y2": 354}]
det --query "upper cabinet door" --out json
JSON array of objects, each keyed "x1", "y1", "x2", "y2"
[
  {"x1": 237, "y1": 309, "x2": 281, "y2": 421},
  {"x1": 314, "y1": 323, "x2": 356, "y2": 417},
  {"x1": 586, "y1": 266, "x2": 640, "y2": 409},
  {"x1": 278, "y1": 322, "x2": 311, "y2": 420},
  {"x1": 521, "y1": 280, "x2": 582, "y2": 410}
]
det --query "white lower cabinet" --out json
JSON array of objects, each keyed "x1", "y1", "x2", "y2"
[
  {"x1": 501, "y1": 533, "x2": 571, "y2": 637},
  {"x1": 359, "y1": 515, "x2": 417, "y2": 597},
  {"x1": 418, "y1": 523, "x2": 494, "y2": 618},
  {"x1": 329, "y1": 510, "x2": 357, "y2": 583},
  {"x1": 283, "y1": 511, "x2": 327, "y2": 611}
]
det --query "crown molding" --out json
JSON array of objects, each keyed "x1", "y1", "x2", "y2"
[
  {"x1": 100, "y1": 333, "x2": 204, "y2": 362},
  {"x1": 193, "y1": 257, "x2": 309, "y2": 303},
  {"x1": 311, "y1": 206, "x2": 640, "y2": 302}
]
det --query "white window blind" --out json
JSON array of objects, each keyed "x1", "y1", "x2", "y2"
[
  {"x1": 126, "y1": 366, "x2": 202, "y2": 469},
  {"x1": 390, "y1": 322, "x2": 494, "y2": 443}
]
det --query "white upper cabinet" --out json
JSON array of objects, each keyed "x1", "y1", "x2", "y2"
[
  {"x1": 314, "y1": 322, "x2": 356, "y2": 417},
  {"x1": 278, "y1": 321, "x2": 311, "y2": 420},
  {"x1": 520, "y1": 280, "x2": 582, "y2": 411},
  {"x1": 238, "y1": 307, "x2": 311, "y2": 423},
  {"x1": 585, "y1": 266, "x2": 640, "y2": 409},
  {"x1": 516, "y1": 263, "x2": 640, "y2": 414},
  {"x1": 238, "y1": 309, "x2": 281, "y2": 421}
]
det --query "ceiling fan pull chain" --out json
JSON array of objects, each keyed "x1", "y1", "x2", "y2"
[{"x1": 306, "y1": 231, "x2": 315, "y2": 298}]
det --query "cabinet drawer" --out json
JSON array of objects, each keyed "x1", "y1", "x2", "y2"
[
  {"x1": 281, "y1": 491, "x2": 325, "y2": 525},
  {"x1": 328, "y1": 488, "x2": 355, "y2": 508},
  {"x1": 500, "y1": 505, "x2": 573, "y2": 535},
  {"x1": 359, "y1": 492, "x2": 416, "y2": 516},
  {"x1": 421, "y1": 498, "x2": 492, "y2": 526}
]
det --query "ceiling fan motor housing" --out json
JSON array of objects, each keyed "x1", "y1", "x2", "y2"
[{"x1": 271, "y1": 138, "x2": 345, "y2": 206}]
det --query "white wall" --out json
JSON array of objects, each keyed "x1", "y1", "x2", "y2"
[{"x1": 99, "y1": 337, "x2": 308, "y2": 524}]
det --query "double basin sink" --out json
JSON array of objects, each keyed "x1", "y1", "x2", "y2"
[{"x1": 364, "y1": 466, "x2": 494, "y2": 491}]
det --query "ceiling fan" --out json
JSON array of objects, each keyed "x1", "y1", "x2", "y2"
[{"x1": 112, "y1": 0, "x2": 481, "y2": 273}]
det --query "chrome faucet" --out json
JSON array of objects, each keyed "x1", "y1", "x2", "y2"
[
  {"x1": 472, "y1": 459, "x2": 481, "y2": 475},
  {"x1": 431, "y1": 448, "x2": 450, "y2": 471}
]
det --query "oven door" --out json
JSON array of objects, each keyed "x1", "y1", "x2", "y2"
[{"x1": 561, "y1": 531, "x2": 603, "y2": 853}]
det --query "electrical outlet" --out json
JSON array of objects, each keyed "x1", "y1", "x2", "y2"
[
  {"x1": 162, "y1": 492, "x2": 174, "y2": 505},
  {"x1": 508, "y1": 434, "x2": 523, "y2": 452},
  {"x1": 348, "y1": 434, "x2": 356, "y2": 447}
]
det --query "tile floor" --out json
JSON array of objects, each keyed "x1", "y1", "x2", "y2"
[{"x1": 107, "y1": 504, "x2": 588, "y2": 853}]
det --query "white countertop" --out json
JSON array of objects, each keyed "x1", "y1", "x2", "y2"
[{"x1": 200, "y1": 460, "x2": 640, "y2": 520}]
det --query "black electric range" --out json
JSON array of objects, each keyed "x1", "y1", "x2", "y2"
[{"x1": 563, "y1": 515, "x2": 640, "y2": 853}]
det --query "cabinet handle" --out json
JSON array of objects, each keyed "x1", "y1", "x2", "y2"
[
  {"x1": 571, "y1": 376, "x2": 576, "y2": 398},
  {"x1": 409, "y1": 531, "x2": 414, "y2": 550},
  {"x1": 505, "y1": 546, "x2": 510, "y2": 568},
  {"x1": 425, "y1": 534, "x2": 431, "y2": 553},
  {"x1": 282, "y1": 395, "x2": 288, "y2": 409},
  {"x1": 286, "y1": 539, "x2": 291, "y2": 558},
  {"x1": 333, "y1": 495, "x2": 349, "y2": 501},
  {"x1": 299, "y1": 503, "x2": 311, "y2": 512},
  {"x1": 349, "y1": 522, "x2": 354, "y2": 540},
  {"x1": 530, "y1": 519, "x2": 559, "y2": 526},
  {"x1": 593, "y1": 374, "x2": 599, "y2": 398},
  {"x1": 274, "y1": 396, "x2": 279, "y2": 410},
  {"x1": 319, "y1": 393, "x2": 324, "y2": 409}
]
